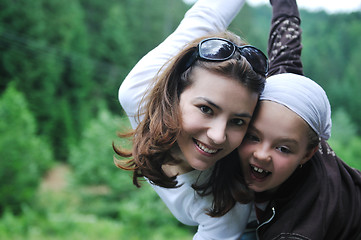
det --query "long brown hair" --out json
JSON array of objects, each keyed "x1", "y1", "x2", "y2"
[
  {"x1": 193, "y1": 150, "x2": 254, "y2": 217},
  {"x1": 113, "y1": 31, "x2": 266, "y2": 193}
]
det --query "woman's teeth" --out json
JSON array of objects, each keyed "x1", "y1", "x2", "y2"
[{"x1": 196, "y1": 141, "x2": 218, "y2": 154}]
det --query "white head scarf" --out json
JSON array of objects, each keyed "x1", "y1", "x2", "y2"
[{"x1": 260, "y1": 73, "x2": 332, "y2": 140}]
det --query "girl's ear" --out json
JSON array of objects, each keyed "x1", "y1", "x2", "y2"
[{"x1": 300, "y1": 145, "x2": 319, "y2": 165}]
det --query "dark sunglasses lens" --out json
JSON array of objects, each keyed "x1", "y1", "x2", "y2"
[
  {"x1": 240, "y1": 47, "x2": 268, "y2": 74},
  {"x1": 199, "y1": 39, "x2": 235, "y2": 60}
]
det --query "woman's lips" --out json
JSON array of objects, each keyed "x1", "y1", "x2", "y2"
[{"x1": 194, "y1": 139, "x2": 221, "y2": 154}]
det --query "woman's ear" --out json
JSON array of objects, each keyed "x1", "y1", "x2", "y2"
[{"x1": 300, "y1": 145, "x2": 319, "y2": 165}]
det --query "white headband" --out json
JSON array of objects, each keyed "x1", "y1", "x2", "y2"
[{"x1": 260, "y1": 73, "x2": 332, "y2": 140}]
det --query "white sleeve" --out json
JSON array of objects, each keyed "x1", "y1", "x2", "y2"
[
  {"x1": 149, "y1": 170, "x2": 251, "y2": 240},
  {"x1": 193, "y1": 202, "x2": 251, "y2": 240},
  {"x1": 118, "y1": 0, "x2": 246, "y2": 129}
]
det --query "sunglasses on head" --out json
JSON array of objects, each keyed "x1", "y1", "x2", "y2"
[{"x1": 183, "y1": 37, "x2": 269, "y2": 76}]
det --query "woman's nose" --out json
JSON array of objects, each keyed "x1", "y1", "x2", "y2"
[{"x1": 207, "y1": 121, "x2": 227, "y2": 145}]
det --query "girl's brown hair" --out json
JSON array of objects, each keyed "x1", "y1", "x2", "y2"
[{"x1": 113, "y1": 31, "x2": 266, "y2": 207}]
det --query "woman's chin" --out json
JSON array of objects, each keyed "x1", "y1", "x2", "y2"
[{"x1": 189, "y1": 160, "x2": 214, "y2": 171}]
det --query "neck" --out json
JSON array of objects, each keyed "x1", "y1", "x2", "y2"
[{"x1": 162, "y1": 144, "x2": 194, "y2": 177}]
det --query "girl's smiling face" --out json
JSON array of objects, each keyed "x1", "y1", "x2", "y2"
[
  {"x1": 176, "y1": 67, "x2": 259, "y2": 171},
  {"x1": 238, "y1": 101, "x2": 315, "y2": 193}
]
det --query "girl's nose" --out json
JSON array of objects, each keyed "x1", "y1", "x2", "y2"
[{"x1": 253, "y1": 146, "x2": 271, "y2": 162}]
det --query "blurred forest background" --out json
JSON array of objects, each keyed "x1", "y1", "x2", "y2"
[{"x1": 1, "y1": 0, "x2": 361, "y2": 239}]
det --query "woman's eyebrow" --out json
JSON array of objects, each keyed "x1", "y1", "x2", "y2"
[
  {"x1": 196, "y1": 97, "x2": 252, "y2": 118},
  {"x1": 196, "y1": 97, "x2": 220, "y2": 109}
]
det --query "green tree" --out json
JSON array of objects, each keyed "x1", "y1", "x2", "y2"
[
  {"x1": 230, "y1": 3, "x2": 270, "y2": 52},
  {"x1": 0, "y1": 85, "x2": 53, "y2": 215},
  {"x1": 79, "y1": 0, "x2": 135, "y2": 113},
  {"x1": 301, "y1": 10, "x2": 361, "y2": 133},
  {"x1": 69, "y1": 107, "x2": 134, "y2": 194},
  {"x1": 329, "y1": 108, "x2": 361, "y2": 170},
  {"x1": 68, "y1": 107, "x2": 137, "y2": 218},
  {"x1": 40, "y1": 0, "x2": 94, "y2": 160},
  {"x1": 0, "y1": 0, "x2": 96, "y2": 160}
]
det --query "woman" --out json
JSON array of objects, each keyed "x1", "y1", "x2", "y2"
[{"x1": 114, "y1": 0, "x2": 268, "y2": 239}]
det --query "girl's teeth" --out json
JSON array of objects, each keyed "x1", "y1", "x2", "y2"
[{"x1": 252, "y1": 165, "x2": 269, "y2": 174}]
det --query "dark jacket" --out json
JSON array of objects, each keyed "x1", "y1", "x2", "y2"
[
  {"x1": 258, "y1": 2, "x2": 361, "y2": 238},
  {"x1": 256, "y1": 140, "x2": 361, "y2": 240}
]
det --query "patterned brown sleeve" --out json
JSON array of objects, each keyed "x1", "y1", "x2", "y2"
[{"x1": 267, "y1": 0, "x2": 303, "y2": 76}]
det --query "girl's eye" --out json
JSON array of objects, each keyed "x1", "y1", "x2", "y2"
[
  {"x1": 231, "y1": 118, "x2": 245, "y2": 126},
  {"x1": 277, "y1": 146, "x2": 291, "y2": 154},
  {"x1": 200, "y1": 106, "x2": 213, "y2": 115},
  {"x1": 244, "y1": 133, "x2": 259, "y2": 142}
]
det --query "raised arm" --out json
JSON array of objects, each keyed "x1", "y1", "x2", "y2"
[
  {"x1": 118, "y1": 0, "x2": 246, "y2": 129},
  {"x1": 267, "y1": 0, "x2": 303, "y2": 76}
]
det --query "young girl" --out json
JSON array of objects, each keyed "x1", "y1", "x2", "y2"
[
  {"x1": 114, "y1": 0, "x2": 268, "y2": 238},
  {"x1": 237, "y1": 1, "x2": 361, "y2": 238},
  {"x1": 238, "y1": 72, "x2": 361, "y2": 240}
]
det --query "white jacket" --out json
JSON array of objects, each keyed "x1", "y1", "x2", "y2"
[{"x1": 118, "y1": 0, "x2": 251, "y2": 239}]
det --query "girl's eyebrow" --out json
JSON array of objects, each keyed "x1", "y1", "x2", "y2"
[
  {"x1": 247, "y1": 125, "x2": 260, "y2": 134},
  {"x1": 235, "y1": 113, "x2": 252, "y2": 118},
  {"x1": 247, "y1": 125, "x2": 299, "y2": 145},
  {"x1": 196, "y1": 97, "x2": 252, "y2": 118},
  {"x1": 278, "y1": 138, "x2": 298, "y2": 145}
]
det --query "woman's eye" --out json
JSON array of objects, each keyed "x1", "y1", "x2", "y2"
[
  {"x1": 200, "y1": 106, "x2": 213, "y2": 114},
  {"x1": 277, "y1": 146, "x2": 291, "y2": 154},
  {"x1": 231, "y1": 118, "x2": 245, "y2": 126}
]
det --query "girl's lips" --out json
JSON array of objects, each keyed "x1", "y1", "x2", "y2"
[
  {"x1": 193, "y1": 139, "x2": 221, "y2": 154},
  {"x1": 249, "y1": 164, "x2": 271, "y2": 181}
]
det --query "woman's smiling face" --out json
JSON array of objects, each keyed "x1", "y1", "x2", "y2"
[
  {"x1": 176, "y1": 67, "x2": 259, "y2": 171},
  {"x1": 238, "y1": 101, "x2": 314, "y2": 193}
]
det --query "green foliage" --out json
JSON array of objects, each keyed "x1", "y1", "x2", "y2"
[
  {"x1": 0, "y1": 162, "x2": 194, "y2": 240},
  {"x1": 330, "y1": 108, "x2": 358, "y2": 145},
  {"x1": 0, "y1": 85, "x2": 53, "y2": 214},
  {"x1": 300, "y1": 11, "x2": 361, "y2": 134},
  {"x1": 69, "y1": 107, "x2": 133, "y2": 193},
  {"x1": 0, "y1": 206, "x2": 125, "y2": 240},
  {"x1": 329, "y1": 137, "x2": 361, "y2": 171},
  {"x1": 0, "y1": 0, "x2": 190, "y2": 162},
  {"x1": 78, "y1": 0, "x2": 189, "y2": 113},
  {"x1": 68, "y1": 107, "x2": 143, "y2": 218},
  {"x1": 0, "y1": 192, "x2": 193, "y2": 240},
  {"x1": 0, "y1": 0, "x2": 94, "y2": 161},
  {"x1": 328, "y1": 108, "x2": 361, "y2": 170},
  {"x1": 230, "y1": 3, "x2": 270, "y2": 52},
  {"x1": 117, "y1": 183, "x2": 196, "y2": 239},
  {"x1": 68, "y1": 107, "x2": 138, "y2": 217}
]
